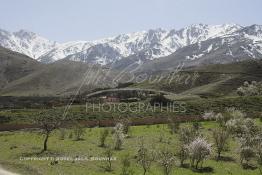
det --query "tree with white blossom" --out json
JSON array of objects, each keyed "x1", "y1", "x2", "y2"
[
  {"x1": 237, "y1": 81, "x2": 262, "y2": 96},
  {"x1": 113, "y1": 123, "x2": 125, "y2": 150},
  {"x1": 187, "y1": 137, "x2": 212, "y2": 169}
]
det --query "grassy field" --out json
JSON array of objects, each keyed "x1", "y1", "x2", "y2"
[
  {"x1": 0, "y1": 120, "x2": 261, "y2": 175},
  {"x1": 1, "y1": 96, "x2": 262, "y2": 124}
]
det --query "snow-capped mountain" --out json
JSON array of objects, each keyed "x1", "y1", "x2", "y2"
[
  {"x1": 0, "y1": 29, "x2": 58, "y2": 59},
  {"x1": 139, "y1": 25, "x2": 262, "y2": 72},
  {"x1": 182, "y1": 24, "x2": 262, "y2": 62},
  {"x1": 0, "y1": 24, "x2": 262, "y2": 66}
]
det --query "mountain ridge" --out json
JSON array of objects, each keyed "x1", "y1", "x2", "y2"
[{"x1": 1, "y1": 23, "x2": 251, "y2": 64}]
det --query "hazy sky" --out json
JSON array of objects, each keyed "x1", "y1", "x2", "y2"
[{"x1": 0, "y1": 0, "x2": 261, "y2": 42}]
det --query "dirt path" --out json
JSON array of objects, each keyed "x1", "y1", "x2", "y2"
[{"x1": 0, "y1": 167, "x2": 20, "y2": 175}]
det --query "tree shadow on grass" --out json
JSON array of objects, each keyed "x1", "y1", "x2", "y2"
[
  {"x1": 18, "y1": 149, "x2": 63, "y2": 158},
  {"x1": 242, "y1": 163, "x2": 257, "y2": 170},
  {"x1": 73, "y1": 138, "x2": 85, "y2": 141},
  {"x1": 180, "y1": 163, "x2": 190, "y2": 169},
  {"x1": 213, "y1": 156, "x2": 236, "y2": 162},
  {"x1": 191, "y1": 167, "x2": 214, "y2": 173},
  {"x1": 179, "y1": 164, "x2": 214, "y2": 174}
]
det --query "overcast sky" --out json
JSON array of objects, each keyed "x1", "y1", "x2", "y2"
[{"x1": 0, "y1": 0, "x2": 261, "y2": 42}]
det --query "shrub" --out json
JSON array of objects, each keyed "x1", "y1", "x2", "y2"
[
  {"x1": 68, "y1": 132, "x2": 73, "y2": 139},
  {"x1": 99, "y1": 128, "x2": 110, "y2": 147},
  {"x1": 202, "y1": 111, "x2": 215, "y2": 120},
  {"x1": 215, "y1": 113, "x2": 230, "y2": 127},
  {"x1": 192, "y1": 122, "x2": 201, "y2": 131},
  {"x1": 58, "y1": 128, "x2": 66, "y2": 140},
  {"x1": 103, "y1": 148, "x2": 114, "y2": 172},
  {"x1": 237, "y1": 81, "x2": 262, "y2": 96},
  {"x1": 120, "y1": 154, "x2": 134, "y2": 175},
  {"x1": 73, "y1": 123, "x2": 86, "y2": 141},
  {"x1": 150, "y1": 94, "x2": 171, "y2": 106},
  {"x1": 226, "y1": 107, "x2": 246, "y2": 119},
  {"x1": 119, "y1": 118, "x2": 131, "y2": 136},
  {"x1": 178, "y1": 145, "x2": 188, "y2": 166},
  {"x1": 178, "y1": 126, "x2": 199, "y2": 145},
  {"x1": 240, "y1": 146, "x2": 256, "y2": 165},
  {"x1": 212, "y1": 128, "x2": 230, "y2": 159},
  {"x1": 226, "y1": 117, "x2": 257, "y2": 137},
  {"x1": 167, "y1": 117, "x2": 180, "y2": 134}
]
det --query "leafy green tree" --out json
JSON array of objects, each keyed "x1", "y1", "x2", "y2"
[{"x1": 34, "y1": 109, "x2": 63, "y2": 152}]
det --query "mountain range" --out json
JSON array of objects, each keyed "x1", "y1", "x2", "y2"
[
  {"x1": 0, "y1": 24, "x2": 262, "y2": 96},
  {"x1": 1, "y1": 24, "x2": 261, "y2": 68}
]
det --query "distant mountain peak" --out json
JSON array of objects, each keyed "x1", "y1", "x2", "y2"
[{"x1": 13, "y1": 30, "x2": 40, "y2": 41}]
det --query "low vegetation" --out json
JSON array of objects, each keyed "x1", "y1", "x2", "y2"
[{"x1": 0, "y1": 112, "x2": 262, "y2": 175}]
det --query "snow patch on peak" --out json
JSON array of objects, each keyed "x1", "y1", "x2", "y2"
[{"x1": 186, "y1": 53, "x2": 204, "y2": 60}]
